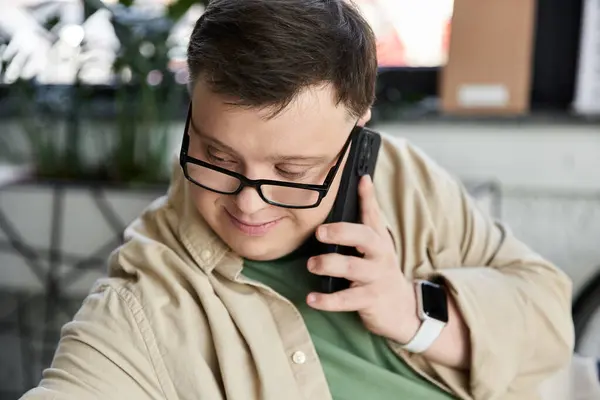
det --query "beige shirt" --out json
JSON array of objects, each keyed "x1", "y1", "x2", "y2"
[{"x1": 21, "y1": 135, "x2": 574, "y2": 400}]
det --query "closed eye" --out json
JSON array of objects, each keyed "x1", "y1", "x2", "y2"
[
  {"x1": 206, "y1": 145, "x2": 237, "y2": 165},
  {"x1": 274, "y1": 164, "x2": 323, "y2": 181},
  {"x1": 276, "y1": 168, "x2": 307, "y2": 180}
]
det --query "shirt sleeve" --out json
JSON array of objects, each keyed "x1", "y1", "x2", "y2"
[
  {"x1": 20, "y1": 282, "x2": 172, "y2": 400},
  {"x1": 398, "y1": 143, "x2": 575, "y2": 399}
]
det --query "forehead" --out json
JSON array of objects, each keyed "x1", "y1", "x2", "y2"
[{"x1": 189, "y1": 82, "x2": 355, "y2": 153}]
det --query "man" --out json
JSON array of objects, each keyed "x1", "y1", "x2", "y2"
[{"x1": 21, "y1": 1, "x2": 574, "y2": 399}]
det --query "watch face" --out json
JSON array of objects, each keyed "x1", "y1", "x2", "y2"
[{"x1": 421, "y1": 282, "x2": 449, "y2": 323}]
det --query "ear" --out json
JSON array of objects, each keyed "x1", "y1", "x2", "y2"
[{"x1": 357, "y1": 108, "x2": 372, "y2": 127}]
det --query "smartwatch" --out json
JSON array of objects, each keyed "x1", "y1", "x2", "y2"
[{"x1": 401, "y1": 280, "x2": 449, "y2": 353}]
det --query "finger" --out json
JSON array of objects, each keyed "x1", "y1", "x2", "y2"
[
  {"x1": 359, "y1": 175, "x2": 388, "y2": 236},
  {"x1": 308, "y1": 253, "x2": 378, "y2": 284},
  {"x1": 306, "y1": 286, "x2": 370, "y2": 312},
  {"x1": 316, "y1": 222, "x2": 381, "y2": 258}
]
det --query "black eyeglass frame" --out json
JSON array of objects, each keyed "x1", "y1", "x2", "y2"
[{"x1": 179, "y1": 103, "x2": 358, "y2": 209}]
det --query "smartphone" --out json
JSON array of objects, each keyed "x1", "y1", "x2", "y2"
[{"x1": 319, "y1": 126, "x2": 382, "y2": 293}]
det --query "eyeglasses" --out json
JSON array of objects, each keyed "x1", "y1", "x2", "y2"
[{"x1": 179, "y1": 103, "x2": 357, "y2": 209}]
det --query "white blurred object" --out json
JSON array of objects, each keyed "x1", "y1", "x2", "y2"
[
  {"x1": 120, "y1": 66, "x2": 132, "y2": 83},
  {"x1": 122, "y1": 0, "x2": 169, "y2": 18},
  {"x1": 1, "y1": 28, "x2": 53, "y2": 83},
  {"x1": 573, "y1": 0, "x2": 600, "y2": 115},
  {"x1": 167, "y1": 3, "x2": 204, "y2": 61},
  {"x1": 0, "y1": 1, "x2": 49, "y2": 37},
  {"x1": 0, "y1": 0, "x2": 85, "y2": 84},
  {"x1": 0, "y1": 1, "x2": 54, "y2": 83},
  {"x1": 0, "y1": 165, "x2": 30, "y2": 187},
  {"x1": 79, "y1": 8, "x2": 120, "y2": 85},
  {"x1": 59, "y1": 24, "x2": 85, "y2": 48},
  {"x1": 139, "y1": 41, "x2": 156, "y2": 58},
  {"x1": 375, "y1": 0, "x2": 454, "y2": 67},
  {"x1": 38, "y1": 37, "x2": 81, "y2": 84},
  {"x1": 147, "y1": 69, "x2": 163, "y2": 86}
]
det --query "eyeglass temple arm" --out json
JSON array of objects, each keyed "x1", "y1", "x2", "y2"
[{"x1": 180, "y1": 103, "x2": 194, "y2": 166}]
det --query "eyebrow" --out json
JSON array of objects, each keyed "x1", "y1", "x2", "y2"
[
  {"x1": 189, "y1": 116, "x2": 331, "y2": 164},
  {"x1": 189, "y1": 116, "x2": 241, "y2": 157}
]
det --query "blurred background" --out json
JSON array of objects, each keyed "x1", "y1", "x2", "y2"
[{"x1": 0, "y1": 0, "x2": 599, "y2": 397}]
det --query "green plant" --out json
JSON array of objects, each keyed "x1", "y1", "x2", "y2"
[
  {"x1": 1, "y1": 81, "x2": 88, "y2": 180},
  {"x1": 2, "y1": 72, "x2": 178, "y2": 185},
  {"x1": 107, "y1": 83, "x2": 179, "y2": 185},
  {"x1": 108, "y1": 2, "x2": 186, "y2": 185}
]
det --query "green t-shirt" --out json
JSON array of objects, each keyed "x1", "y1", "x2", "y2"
[{"x1": 242, "y1": 250, "x2": 456, "y2": 400}]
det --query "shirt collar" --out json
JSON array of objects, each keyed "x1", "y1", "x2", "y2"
[{"x1": 167, "y1": 161, "x2": 244, "y2": 280}]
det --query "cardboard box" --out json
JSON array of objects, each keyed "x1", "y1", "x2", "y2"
[{"x1": 440, "y1": 0, "x2": 537, "y2": 115}]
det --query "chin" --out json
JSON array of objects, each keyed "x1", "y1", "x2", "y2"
[{"x1": 226, "y1": 236, "x2": 294, "y2": 261}]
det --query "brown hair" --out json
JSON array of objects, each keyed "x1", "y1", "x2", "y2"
[{"x1": 187, "y1": 0, "x2": 378, "y2": 118}]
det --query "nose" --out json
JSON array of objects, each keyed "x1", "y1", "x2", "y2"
[{"x1": 234, "y1": 185, "x2": 267, "y2": 215}]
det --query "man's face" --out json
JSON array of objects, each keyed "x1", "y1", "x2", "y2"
[{"x1": 187, "y1": 81, "x2": 370, "y2": 261}]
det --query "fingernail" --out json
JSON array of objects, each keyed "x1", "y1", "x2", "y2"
[
  {"x1": 307, "y1": 294, "x2": 317, "y2": 304},
  {"x1": 307, "y1": 258, "x2": 316, "y2": 271},
  {"x1": 359, "y1": 175, "x2": 369, "y2": 190},
  {"x1": 318, "y1": 226, "x2": 328, "y2": 240}
]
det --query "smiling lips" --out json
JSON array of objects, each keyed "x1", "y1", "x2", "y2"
[{"x1": 226, "y1": 210, "x2": 283, "y2": 236}]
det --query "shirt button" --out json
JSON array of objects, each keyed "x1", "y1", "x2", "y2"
[
  {"x1": 291, "y1": 351, "x2": 306, "y2": 365},
  {"x1": 200, "y1": 249, "x2": 212, "y2": 262}
]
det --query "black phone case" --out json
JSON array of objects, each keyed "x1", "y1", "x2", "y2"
[{"x1": 320, "y1": 126, "x2": 382, "y2": 293}]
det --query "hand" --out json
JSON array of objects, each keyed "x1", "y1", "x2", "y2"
[{"x1": 306, "y1": 175, "x2": 421, "y2": 344}]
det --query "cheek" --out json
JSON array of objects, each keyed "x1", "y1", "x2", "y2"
[
  {"x1": 321, "y1": 167, "x2": 344, "y2": 210},
  {"x1": 191, "y1": 186, "x2": 221, "y2": 213},
  {"x1": 288, "y1": 190, "x2": 338, "y2": 230},
  {"x1": 300, "y1": 169, "x2": 344, "y2": 225}
]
